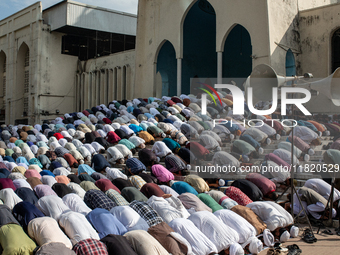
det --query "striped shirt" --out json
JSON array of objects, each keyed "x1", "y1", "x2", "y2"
[
  {"x1": 105, "y1": 189, "x2": 129, "y2": 206},
  {"x1": 165, "y1": 155, "x2": 187, "y2": 173}
]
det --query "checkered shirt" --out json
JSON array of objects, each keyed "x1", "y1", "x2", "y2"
[
  {"x1": 73, "y1": 238, "x2": 108, "y2": 255},
  {"x1": 105, "y1": 189, "x2": 129, "y2": 206},
  {"x1": 126, "y1": 158, "x2": 146, "y2": 174},
  {"x1": 84, "y1": 189, "x2": 116, "y2": 211},
  {"x1": 129, "y1": 175, "x2": 147, "y2": 190},
  {"x1": 165, "y1": 154, "x2": 187, "y2": 173},
  {"x1": 129, "y1": 200, "x2": 163, "y2": 227},
  {"x1": 54, "y1": 147, "x2": 70, "y2": 157}
]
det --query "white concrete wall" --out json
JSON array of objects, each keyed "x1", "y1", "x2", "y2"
[
  {"x1": 134, "y1": 0, "x2": 271, "y2": 98},
  {"x1": 77, "y1": 49, "x2": 135, "y2": 111},
  {"x1": 298, "y1": 0, "x2": 339, "y2": 11},
  {"x1": 299, "y1": 3, "x2": 340, "y2": 113},
  {"x1": 0, "y1": 2, "x2": 79, "y2": 124},
  {"x1": 267, "y1": 0, "x2": 301, "y2": 75}
]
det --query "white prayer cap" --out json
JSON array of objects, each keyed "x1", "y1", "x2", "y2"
[
  {"x1": 249, "y1": 237, "x2": 263, "y2": 254},
  {"x1": 280, "y1": 230, "x2": 290, "y2": 242},
  {"x1": 230, "y1": 243, "x2": 244, "y2": 255},
  {"x1": 308, "y1": 148, "x2": 315, "y2": 156},
  {"x1": 304, "y1": 154, "x2": 310, "y2": 162},
  {"x1": 258, "y1": 147, "x2": 264, "y2": 155},
  {"x1": 290, "y1": 226, "x2": 299, "y2": 237}
]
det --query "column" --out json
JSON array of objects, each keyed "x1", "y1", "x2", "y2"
[
  {"x1": 217, "y1": 51, "x2": 223, "y2": 87},
  {"x1": 177, "y1": 58, "x2": 182, "y2": 97}
]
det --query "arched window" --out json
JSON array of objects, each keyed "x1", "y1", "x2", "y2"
[{"x1": 332, "y1": 29, "x2": 340, "y2": 72}]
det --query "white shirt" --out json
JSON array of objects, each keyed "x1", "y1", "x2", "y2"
[
  {"x1": 59, "y1": 211, "x2": 99, "y2": 245},
  {"x1": 214, "y1": 209, "x2": 256, "y2": 244},
  {"x1": 273, "y1": 148, "x2": 299, "y2": 165},
  {"x1": 82, "y1": 144, "x2": 96, "y2": 155},
  {"x1": 278, "y1": 142, "x2": 302, "y2": 158},
  {"x1": 152, "y1": 141, "x2": 172, "y2": 158},
  {"x1": 201, "y1": 130, "x2": 221, "y2": 143},
  {"x1": 67, "y1": 183, "x2": 86, "y2": 200},
  {"x1": 13, "y1": 179, "x2": 33, "y2": 190},
  {"x1": 188, "y1": 211, "x2": 239, "y2": 252},
  {"x1": 158, "y1": 185, "x2": 179, "y2": 198},
  {"x1": 212, "y1": 151, "x2": 240, "y2": 168},
  {"x1": 105, "y1": 167, "x2": 128, "y2": 181},
  {"x1": 106, "y1": 147, "x2": 124, "y2": 163},
  {"x1": 36, "y1": 195, "x2": 71, "y2": 221},
  {"x1": 305, "y1": 178, "x2": 340, "y2": 202},
  {"x1": 169, "y1": 218, "x2": 218, "y2": 255},
  {"x1": 91, "y1": 142, "x2": 105, "y2": 153},
  {"x1": 28, "y1": 217, "x2": 72, "y2": 249},
  {"x1": 266, "y1": 160, "x2": 290, "y2": 183},
  {"x1": 147, "y1": 196, "x2": 188, "y2": 224},
  {"x1": 41, "y1": 176, "x2": 57, "y2": 187},
  {"x1": 53, "y1": 167, "x2": 71, "y2": 176},
  {"x1": 0, "y1": 188, "x2": 23, "y2": 210},
  {"x1": 115, "y1": 144, "x2": 133, "y2": 158},
  {"x1": 120, "y1": 125, "x2": 135, "y2": 136},
  {"x1": 243, "y1": 127, "x2": 268, "y2": 142},
  {"x1": 78, "y1": 146, "x2": 92, "y2": 158},
  {"x1": 246, "y1": 201, "x2": 290, "y2": 231},
  {"x1": 129, "y1": 136, "x2": 145, "y2": 147},
  {"x1": 110, "y1": 206, "x2": 149, "y2": 231},
  {"x1": 103, "y1": 124, "x2": 115, "y2": 133},
  {"x1": 291, "y1": 126, "x2": 318, "y2": 144},
  {"x1": 255, "y1": 122, "x2": 277, "y2": 136}
]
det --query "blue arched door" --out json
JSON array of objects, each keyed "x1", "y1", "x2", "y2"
[{"x1": 156, "y1": 41, "x2": 177, "y2": 96}]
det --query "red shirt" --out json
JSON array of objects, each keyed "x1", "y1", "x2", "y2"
[{"x1": 225, "y1": 186, "x2": 252, "y2": 206}]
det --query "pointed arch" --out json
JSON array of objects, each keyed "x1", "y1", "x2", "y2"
[
  {"x1": 16, "y1": 42, "x2": 30, "y2": 121},
  {"x1": 155, "y1": 40, "x2": 177, "y2": 96},
  {"x1": 286, "y1": 49, "x2": 296, "y2": 77},
  {"x1": 332, "y1": 27, "x2": 340, "y2": 73},
  {"x1": 182, "y1": 0, "x2": 217, "y2": 94},
  {"x1": 222, "y1": 24, "x2": 252, "y2": 87}
]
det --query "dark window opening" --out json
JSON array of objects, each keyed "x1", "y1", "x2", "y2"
[
  {"x1": 332, "y1": 29, "x2": 340, "y2": 72},
  {"x1": 61, "y1": 30, "x2": 136, "y2": 61}
]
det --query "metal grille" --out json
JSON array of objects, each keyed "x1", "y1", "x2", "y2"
[
  {"x1": 24, "y1": 70, "x2": 29, "y2": 93},
  {"x1": 24, "y1": 50, "x2": 29, "y2": 67},
  {"x1": 23, "y1": 97, "x2": 28, "y2": 114}
]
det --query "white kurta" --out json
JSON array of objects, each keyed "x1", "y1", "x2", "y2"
[
  {"x1": 291, "y1": 126, "x2": 318, "y2": 144},
  {"x1": 105, "y1": 167, "x2": 128, "y2": 181},
  {"x1": 246, "y1": 201, "x2": 290, "y2": 231},
  {"x1": 0, "y1": 188, "x2": 23, "y2": 210},
  {"x1": 152, "y1": 142, "x2": 172, "y2": 158},
  {"x1": 62, "y1": 193, "x2": 92, "y2": 215},
  {"x1": 36, "y1": 195, "x2": 71, "y2": 221},
  {"x1": 243, "y1": 127, "x2": 268, "y2": 142},
  {"x1": 147, "y1": 196, "x2": 188, "y2": 224},
  {"x1": 188, "y1": 211, "x2": 239, "y2": 252},
  {"x1": 278, "y1": 142, "x2": 302, "y2": 158},
  {"x1": 28, "y1": 217, "x2": 72, "y2": 249},
  {"x1": 67, "y1": 183, "x2": 86, "y2": 200},
  {"x1": 110, "y1": 205, "x2": 149, "y2": 231},
  {"x1": 41, "y1": 176, "x2": 58, "y2": 187},
  {"x1": 304, "y1": 178, "x2": 340, "y2": 202},
  {"x1": 59, "y1": 211, "x2": 99, "y2": 245},
  {"x1": 214, "y1": 209, "x2": 257, "y2": 244},
  {"x1": 273, "y1": 149, "x2": 299, "y2": 165},
  {"x1": 13, "y1": 179, "x2": 33, "y2": 190},
  {"x1": 254, "y1": 122, "x2": 276, "y2": 137},
  {"x1": 169, "y1": 218, "x2": 218, "y2": 255}
]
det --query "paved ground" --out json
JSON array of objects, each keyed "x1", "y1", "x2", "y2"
[{"x1": 259, "y1": 225, "x2": 340, "y2": 254}]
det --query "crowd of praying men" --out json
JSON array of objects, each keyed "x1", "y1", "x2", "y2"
[{"x1": 0, "y1": 92, "x2": 339, "y2": 255}]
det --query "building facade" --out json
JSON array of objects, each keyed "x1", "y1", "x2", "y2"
[
  {"x1": 134, "y1": 0, "x2": 340, "y2": 113},
  {"x1": 0, "y1": 0, "x2": 136, "y2": 125}
]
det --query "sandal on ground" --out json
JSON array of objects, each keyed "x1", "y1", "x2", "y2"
[
  {"x1": 287, "y1": 244, "x2": 302, "y2": 255},
  {"x1": 302, "y1": 229, "x2": 316, "y2": 243},
  {"x1": 322, "y1": 229, "x2": 334, "y2": 235}
]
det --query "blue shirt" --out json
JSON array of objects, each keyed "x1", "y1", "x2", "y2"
[{"x1": 86, "y1": 208, "x2": 127, "y2": 239}]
